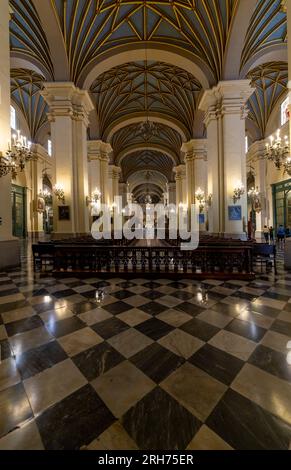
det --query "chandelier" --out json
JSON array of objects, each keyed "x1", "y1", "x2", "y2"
[
  {"x1": 265, "y1": 129, "x2": 289, "y2": 170},
  {"x1": 248, "y1": 186, "x2": 262, "y2": 213},
  {"x1": 39, "y1": 188, "x2": 52, "y2": 204},
  {"x1": 0, "y1": 131, "x2": 34, "y2": 179},
  {"x1": 136, "y1": 120, "x2": 159, "y2": 141},
  {"x1": 283, "y1": 156, "x2": 291, "y2": 176}
]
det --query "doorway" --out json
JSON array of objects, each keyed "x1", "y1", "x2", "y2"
[
  {"x1": 11, "y1": 184, "x2": 27, "y2": 238},
  {"x1": 272, "y1": 179, "x2": 291, "y2": 232}
]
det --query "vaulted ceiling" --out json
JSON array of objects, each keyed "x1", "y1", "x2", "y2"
[
  {"x1": 121, "y1": 150, "x2": 174, "y2": 182},
  {"x1": 247, "y1": 61, "x2": 288, "y2": 139},
  {"x1": 8, "y1": 0, "x2": 289, "y2": 200},
  {"x1": 90, "y1": 61, "x2": 202, "y2": 140},
  {"x1": 10, "y1": 68, "x2": 48, "y2": 139},
  {"x1": 50, "y1": 0, "x2": 238, "y2": 83},
  {"x1": 111, "y1": 121, "x2": 182, "y2": 165}
]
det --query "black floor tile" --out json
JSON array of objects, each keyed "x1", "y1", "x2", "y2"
[
  {"x1": 207, "y1": 389, "x2": 291, "y2": 450},
  {"x1": 72, "y1": 342, "x2": 125, "y2": 381},
  {"x1": 0, "y1": 383, "x2": 33, "y2": 438},
  {"x1": 135, "y1": 318, "x2": 174, "y2": 341},
  {"x1": 36, "y1": 384, "x2": 115, "y2": 450},
  {"x1": 103, "y1": 301, "x2": 133, "y2": 315},
  {"x1": 122, "y1": 387, "x2": 201, "y2": 450},
  {"x1": 16, "y1": 341, "x2": 67, "y2": 379},
  {"x1": 171, "y1": 291, "x2": 193, "y2": 301},
  {"x1": 270, "y1": 319, "x2": 291, "y2": 337},
  {"x1": 142, "y1": 290, "x2": 165, "y2": 300},
  {"x1": 180, "y1": 318, "x2": 219, "y2": 341},
  {"x1": 175, "y1": 302, "x2": 204, "y2": 316},
  {"x1": 5, "y1": 315, "x2": 44, "y2": 337},
  {"x1": 69, "y1": 301, "x2": 96, "y2": 315},
  {"x1": 189, "y1": 344, "x2": 244, "y2": 386},
  {"x1": 113, "y1": 290, "x2": 135, "y2": 300},
  {"x1": 0, "y1": 300, "x2": 28, "y2": 314},
  {"x1": 249, "y1": 344, "x2": 291, "y2": 382},
  {"x1": 45, "y1": 316, "x2": 85, "y2": 338},
  {"x1": 0, "y1": 339, "x2": 12, "y2": 360},
  {"x1": 226, "y1": 319, "x2": 266, "y2": 342},
  {"x1": 91, "y1": 317, "x2": 129, "y2": 339},
  {"x1": 131, "y1": 343, "x2": 184, "y2": 383},
  {"x1": 139, "y1": 301, "x2": 168, "y2": 316}
]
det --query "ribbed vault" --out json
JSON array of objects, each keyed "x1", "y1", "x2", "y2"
[
  {"x1": 90, "y1": 61, "x2": 202, "y2": 140},
  {"x1": 50, "y1": 0, "x2": 238, "y2": 83},
  {"x1": 241, "y1": 0, "x2": 287, "y2": 73},
  {"x1": 121, "y1": 150, "x2": 174, "y2": 182},
  {"x1": 10, "y1": 0, "x2": 54, "y2": 78},
  {"x1": 247, "y1": 61, "x2": 287, "y2": 139},
  {"x1": 112, "y1": 122, "x2": 182, "y2": 165},
  {"x1": 10, "y1": 68, "x2": 47, "y2": 139}
]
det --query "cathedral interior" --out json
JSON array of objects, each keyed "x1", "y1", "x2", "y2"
[{"x1": 0, "y1": 0, "x2": 291, "y2": 452}]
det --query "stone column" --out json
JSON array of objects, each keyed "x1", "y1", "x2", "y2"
[
  {"x1": 199, "y1": 81, "x2": 253, "y2": 238},
  {"x1": 181, "y1": 139, "x2": 208, "y2": 202},
  {"x1": 174, "y1": 165, "x2": 186, "y2": 207},
  {"x1": 0, "y1": 0, "x2": 20, "y2": 268},
  {"x1": 247, "y1": 141, "x2": 268, "y2": 239},
  {"x1": 110, "y1": 165, "x2": 121, "y2": 202},
  {"x1": 168, "y1": 182, "x2": 176, "y2": 205},
  {"x1": 284, "y1": 0, "x2": 291, "y2": 145},
  {"x1": 119, "y1": 183, "x2": 127, "y2": 207},
  {"x1": 42, "y1": 83, "x2": 94, "y2": 237},
  {"x1": 87, "y1": 140, "x2": 112, "y2": 205},
  {"x1": 29, "y1": 144, "x2": 52, "y2": 237}
]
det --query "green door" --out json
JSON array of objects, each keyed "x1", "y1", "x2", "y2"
[{"x1": 11, "y1": 185, "x2": 27, "y2": 238}]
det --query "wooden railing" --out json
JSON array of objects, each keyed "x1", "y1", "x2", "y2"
[{"x1": 50, "y1": 243, "x2": 254, "y2": 280}]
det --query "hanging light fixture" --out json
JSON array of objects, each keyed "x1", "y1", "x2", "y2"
[
  {"x1": 264, "y1": 129, "x2": 289, "y2": 170},
  {"x1": 248, "y1": 186, "x2": 262, "y2": 213},
  {"x1": 0, "y1": 131, "x2": 34, "y2": 179},
  {"x1": 136, "y1": 43, "x2": 159, "y2": 142},
  {"x1": 283, "y1": 156, "x2": 291, "y2": 176}
]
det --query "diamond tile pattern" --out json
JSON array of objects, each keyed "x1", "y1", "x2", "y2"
[{"x1": 0, "y1": 247, "x2": 291, "y2": 450}]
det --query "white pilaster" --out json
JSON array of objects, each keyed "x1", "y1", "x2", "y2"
[
  {"x1": 0, "y1": 0, "x2": 20, "y2": 268},
  {"x1": 42, "y1": 83, "x2": 94, "y2": 237},
  {"x1": 174, "y1": 165, "x2": 186, "y2": 207},
  {"x1": 87, "y1": 140, "x2": 112, "y2": 206},
  {"x1": 199, "y1": 80, "x2": 254, "y2": 237}
]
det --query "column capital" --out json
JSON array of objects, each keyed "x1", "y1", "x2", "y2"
[
  {"x1": 108, "y1": 165, "x2": 121, "y2": 180},
  {"x1": 31, "y1": 143, "x2": 51, "y2": 162},
  {"x1": 181, "y1": 139, "x2": 207, "y2": 161},
  {"x1": 87, "y1": 140, "x2": 113, "y2": 162},
  {"x1": 174, "y1": 164, "x2": 186, "y2": 180},
  {"x1": 247, "y1": 140, "x2": 267, "y2": 162},
  {"x1": 41, "y1": 82, "x2": 94, "y2": 125},
  {"x1": 199, "y1": 80, "x2": 254, "y2": 124}
]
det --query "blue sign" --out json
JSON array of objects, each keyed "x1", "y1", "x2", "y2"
[{"x1": 228, "y1": 205, "x2": 242, "y2": 221}]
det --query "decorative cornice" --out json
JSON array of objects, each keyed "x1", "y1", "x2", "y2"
[
  {"x1": 199, "y1": 80, "x2": 254, "y2": 125},
  {"x1": 174, "y1": 164, "x2": 186, "y2": 180},
  {"x1": 87, "y1": 140, "x2": 113, "y2": 161},
  {"x1": 41, "y1": 83, "x2": 94, "y2": 126},
  {"x1": 181, "y1": 139, "x2": 207, "y2": 161}
]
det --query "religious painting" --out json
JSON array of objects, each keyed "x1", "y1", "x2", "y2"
[
  {"x1": 58, "y1": 205, "x2": 70, "y2": 221},
  {"x1": 228, "y1": 205, "x2": 242, "y2": 221},
  {"x1": 36, "y1": 197, "x2": 45, "y2": 213}
]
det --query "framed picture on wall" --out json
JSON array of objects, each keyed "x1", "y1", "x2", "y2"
[
  {"x1": 58, "y1": 205, "x2": 70, "y2": 221},
  {"x1": 228, "y1": 205, "x2": 242, "y2": 221},
  {"x1": 199, "y1": 213, "x2": 205, "y2": 224}
]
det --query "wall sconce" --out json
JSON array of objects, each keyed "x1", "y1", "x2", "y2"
[
  {"x1": 233, "y1": 183, "x2": 245, "y2": 204},
  {"x1": 86, "y1": 188, "x2": 101, "y2": 206},
  {"x1": 54, "y1": 183, "x2": 65, "y2": 204},
  {"x1": 248, "y1": 186, "x2": 262, "y2": 213},
  {"x1": 195, "y1": 187, "x2": 205, "y2": 213},
  {"x1": 207, "y1": 194, "x2": 213, "y2": 207}
]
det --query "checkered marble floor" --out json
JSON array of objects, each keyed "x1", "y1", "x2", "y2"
[{"x1": 0, "y1": 248, "x2": 291, "y2": 450}]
